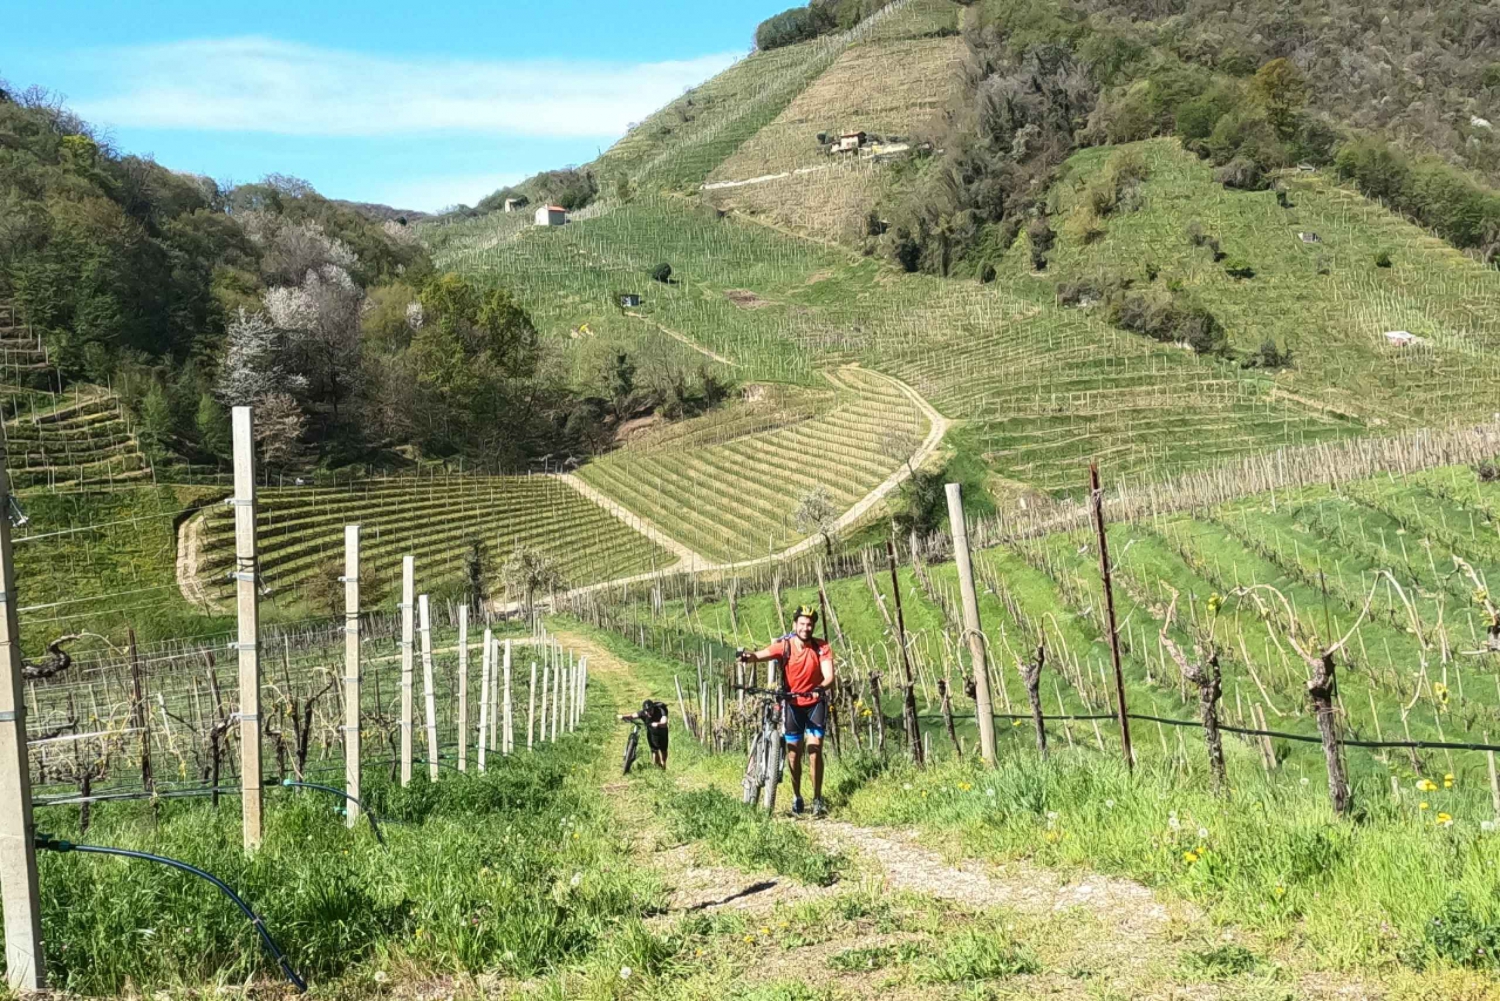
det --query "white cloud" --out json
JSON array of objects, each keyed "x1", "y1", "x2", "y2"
[
  {"x1": 74, "y1": 37, "x2": 740, "y2": 138},
  {"x1": 364, "y1": 171, "x2": 527, "y2": 214}
]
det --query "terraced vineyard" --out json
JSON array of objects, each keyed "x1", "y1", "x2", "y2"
[
  {"x1": 3, "y1": 387, "x2": 149, "y2": 491},
  {"x1": 193, "y1": 474, "x2": 673, "y2": 605},
  {"x1": 576, "y1": 366, "x2": 930, "y2": 562}
]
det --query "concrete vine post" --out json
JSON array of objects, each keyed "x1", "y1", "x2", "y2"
[
  {"x1": 457, "y1": 605, "x2": 468, "y2": 772},
  {"x1": 478, "y1": 628, "x2": 492, "y2": 771},
  {"x1": 885, "y1": 539, "x2": 923, "y2": 766},
  {"x1": 945, "y1": 483, "x2": 997, "y2": 766},
  {"x1": 528, "y1": 661, "x2": 537, "y2": 750},
  {"x1": 343, "y1": 525, "x2": 361, "y2": 827},
  {"x1": 419, "y1": 596, "x2": 439, "y2": 781},
  {"x1": 1022, "y1": 642, "x2": 1048, "y2": 759},
  {"x1": 502, "y1": 640, "x2": 513, "y2": 754},
  {"x1": 230, "y1": 406, "x2": 264, "y2": 848},
  {"x1": 0, "y1": 442, "x2": 45, "y2": 990},
  {"x1": 399, "y1": 556, "x2": 414, "y2": 787},
  {"x1": 1159, "y1": 588, "x2": 1226, "y2": 796}
]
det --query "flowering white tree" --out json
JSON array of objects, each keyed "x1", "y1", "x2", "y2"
[
  {"x1": 216, "y1": 308, "x2": 307, "y2": 407},
  {"x1": 241, "y1": 212, "x2": 359, "y2": 285},
  {"x1": 264, "y1": 264, "x2": 365, "y2": 420}
]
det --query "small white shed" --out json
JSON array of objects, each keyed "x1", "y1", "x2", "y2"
[{"x1": 535, "y1": 205, "x2": 568, "y2": 227}]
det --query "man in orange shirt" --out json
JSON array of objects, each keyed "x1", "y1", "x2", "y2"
[{"x1": 739, "y1": 605, "x2": 835, "y2": 818}]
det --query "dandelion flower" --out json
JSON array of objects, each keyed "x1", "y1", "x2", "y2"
[
  {"x1": 1105, "y1": 799, "x2": 1116, "y2": 809},
  {"x1": 1420, "y1": 801, "x2": 1430, "y2": 811},
  {"x1": 1198, "y1": 827, "x2": 1209, "y2": 840},
  {"x1": 373, "y1": 971, "x2": 389, "y2": 984},
  {"x1": 1273, "y1": 886, "x2": 1285, "y2": 898},
  {"x1": 1047, "y1": 811, "x2": 1059, "y2": 821},
  {"x1": 1482, "y1": 821, "x2": 1496, "y2": 834},
  {"x1": 1437, "y1": 813, "x2": 1454, "y2": 827},
  {"x1": 1183, "y1": 850, "x2": 1200, "y2": 864},
  {"x1": 1444, "y1": 773, "x2": 1455, "y2": 789},
  {"x1": 986, "y1": 788, "x2": 996, "y2": 798},
  {"x1": 1417, "y1": 778, "x2": 1437, "y2": 792},
  {"x1": 620, "y1": 967, "x2": 632, "y2": 980}
]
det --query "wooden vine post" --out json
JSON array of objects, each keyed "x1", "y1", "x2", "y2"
[
  {"x1": 399, "y1": 555, "x2": 414, "y2": 787},
  {"x1": 946, "y1": 483, "x2": 997, "y2": 765},
  {"x1": 230, "y1": 406, "x2": 264, "y2": 848},
  {"x1": 418, "y1": 595, "x2": 439, "y2": 781},
  {"x1": 0, "y1": 442, "x2": 45, "y2": 990},
  {"x1": 128, "y1": 628, "x2": 152, "y2": 794},
  {"x1": 1022, "y1": 642, "x2": 1048, "y2": 759},
  {"x1": 1089, "y1": 462, "x2": 1134, "y2": 772},
  {"x1": 343, "y1": 525, "x2": 361, "y2": 828},
  {"x1": 885, "y1": 539, "x2": 923, "y2": 765},
  {"x1": 1159, "y1": 589, "x2": 1226, "y2": 795}
]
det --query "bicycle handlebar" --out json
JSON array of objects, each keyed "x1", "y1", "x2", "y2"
[{"x1": 733, "y1": 684, "x2": 823, "y2": 700}]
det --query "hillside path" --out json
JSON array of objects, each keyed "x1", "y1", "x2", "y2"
[
  {"x1": 561, "y1": 627, "x2": 1383, "y2": 1000},
  {"x1": 623, "y1": 310, "x2": 738, "y2": 366},
  {"x1": 554, "y1": 473, "x2": 711, "y2": 569}
]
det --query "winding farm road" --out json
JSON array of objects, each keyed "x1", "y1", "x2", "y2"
[{"x1": 532, "y1": 365, "x2": 950, "y2": 606}]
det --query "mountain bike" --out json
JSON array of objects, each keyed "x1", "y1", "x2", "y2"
[
  {"x1": 735, "y1": 684, "x2": 819, "y2": 814},
  {"x1": 622, "y1": 719, "x2": 643, "y2": 775}
]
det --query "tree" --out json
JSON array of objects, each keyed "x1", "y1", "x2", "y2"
[
  {"x1": 263, "y1": 264, "x2": 365, "y2": 421},
  {"x1": 137, "y1": 384, "x2": 174, "y2": 458},
  {"x1": 608, "y1": 352, "x2": 636, "y2": 420},
  {"x1": 465, "y1": 539, "x2": 490, "y2": 612},
  {"x1": 195, "y1": 392, "x2": 230, "y2": 460},
  {"x1": 254, "y1": 392, "x2": 308, "y2": 469},
  {"x1": 1250, "y1": 58, "x2": 1308, "y2": 137},
  {"x1": 795, "y1": 487, "x2": 839, "y2": 558},
  {"x1": 650, "y1": 262, "x2": 673, "y2": 284},
  {"x1": 501, "y1": 543, "x2": 566, "y2": 625},
  {"x1": 216, "y1": 308, "x2": 307, "y2": 407}
]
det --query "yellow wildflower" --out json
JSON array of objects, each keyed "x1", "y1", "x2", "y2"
[
  {"x1": 1183, "y1": 850, "x2": 1200, "y2": 864},
  {"x1": 1420, "y1": 801, "x2": 1431, "y2": 811},
  {"x1": 1444, "y1": 773, "x2": 1455, "y2": 789},
  {"x1": 1273, "y1": 886, "x2": 1285, "y2": 898},
  {"x1": 1416, "y1": 778, "x2": 1437, "y2": 792},
  {"x1": 1437, "y1": 813, "x2": 1454, "y2": 827}
]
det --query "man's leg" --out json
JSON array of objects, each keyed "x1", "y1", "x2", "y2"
[
  {"x1": 807, "y1": 737, "x2": 824, "y2": 800},
  {"x1": 786, "y1": 738, "x2": 804, "y2": 800}
]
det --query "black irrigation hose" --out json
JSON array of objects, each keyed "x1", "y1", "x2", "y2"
[
  {"x1": 281, "y1": 780, "x2": 385, "y2": 846},
  {"x1": 918, "y1": 711, "x2": 1500, "y2": 754},
  {"x1": 34, "y1": 833, "x2": 308, "y2": 993}
]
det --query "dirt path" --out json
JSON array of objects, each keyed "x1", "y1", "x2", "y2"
[
  {"x1": 174, "y1": 512, "x2": 223, "y2": 613},
  {"x1": 623, "y1": 310, "x2": 738, "y2": 367}
]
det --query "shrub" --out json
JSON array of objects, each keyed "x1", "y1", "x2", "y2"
[
  {"x1": 1243, "y1": 337, "x2": 1293, "y2": 370},
  {"x1": 1214, "y1": 156, "x2": 1266, "y2": 190},
  {"x1": 650, "y1": 262, "x2": 672, "y2": 283},
  {"x1": 1028, "y1": 215, "x2": 1056, "y2": 271},
  {"x1": 1422, "y1": 894, "x2": 1500, "y2": 970},
  {"x1": 1477, "y1": 460, "x2": 1499, "y2": 483},
  {"x1": 1107, "y1": 289, "x2": 1227, "y2": 355},
  {"x1": 1064, "y1": 205, "x2": 1108, "y2": 244},
  {"x1": 755, "y1": 4, "x2": 836, "y2": 50},
  {"x1": 1375, "y1": 251, "x2": 1393, "y2": 268}
]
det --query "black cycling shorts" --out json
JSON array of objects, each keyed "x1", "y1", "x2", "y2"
[
  {"x1": 646, "y1": 725, "x2": 669, "y2": 752},
  {"x1": 783, "y1": 698, "x2": 827, "y2": 743}
]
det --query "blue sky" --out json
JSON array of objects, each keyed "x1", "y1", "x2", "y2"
[{"x1": 2, "y1": 1, "x2": 788, "y2": 211}]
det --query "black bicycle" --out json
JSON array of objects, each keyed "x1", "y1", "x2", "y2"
[
  {"x1": 622, "y1": 719, "x2": 644, "y2": 775},
  {"x1": 734, "y1": 684, "x2": 819, "y2": 813}
]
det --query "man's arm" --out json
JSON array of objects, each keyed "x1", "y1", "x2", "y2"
[
  {"x1": 739, "y1": 643, "x2": 779, "y2": 664},
  {"x1": 819, "y1": 650, "x2": 834, "y2": 690}
]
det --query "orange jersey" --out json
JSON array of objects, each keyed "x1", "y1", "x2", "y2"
[{"x1": 768, "y1": 636, "x2": 833, "y2": 706}]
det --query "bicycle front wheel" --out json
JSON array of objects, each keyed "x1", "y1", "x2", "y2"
[{"x1": 623, "y1": 727, "x2": 641, "y2": 775}]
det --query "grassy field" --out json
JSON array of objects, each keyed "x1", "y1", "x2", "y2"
[
  {"x1": 576, "y1": 366, "x2": 930, "y2": 563},
  {"x1": 193, "y1": 473, "x2": 674, "y2": 606}
]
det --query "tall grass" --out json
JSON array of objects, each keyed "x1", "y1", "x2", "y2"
[{"x1": 12, "y1": 691, "x2": 665, "y2": 994}]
